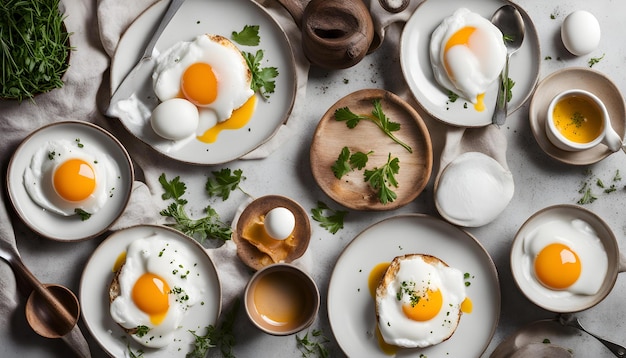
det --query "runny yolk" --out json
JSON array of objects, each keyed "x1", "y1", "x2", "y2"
[
  {"x1": 181, "y1": 62, "x2": 218, "y2": 106},
  {"x1": 197, "y1": 95, "x2": 257, "y2": 143},
  {"x1": 534, "y1": 243, "x2": 581, "y2": 289},
  {"x1": 132, "y1": 273, "x2": 170, "y2": 325},
  {"x1": 443, "y1": 26, "x2": 477, "y2": 80},
  {"x1": 402, "y1": 288, "x2": 443, "y2": 322},
  {"x1": 474, "y1": 93, "x2": 486, "y2": 112},
  {"x1": 53, "y1": 158, "x2": 96, "y2": 202}
]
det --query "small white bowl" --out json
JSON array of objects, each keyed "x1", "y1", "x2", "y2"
[{"x1": 244, "y1": 263, "x2": 319, "y2": 336}]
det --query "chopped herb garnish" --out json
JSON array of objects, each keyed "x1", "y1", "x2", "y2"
[
  {"x1": 311, "y1": 201, "x2": 347, "y2": 234},
  {"x1": 447, "y1": 91, "x2": 459, "y2": 103},
  {"x1": 296, "y1": 329, "x2": 330, "y2": 358},
  {"x1": 505, "y1": 77, "x2": 515, "y2": 103},
  {"x1": 135, "y1": 325, "x2": 150, "y2": 337},
  {"x1": 205, "y1": 168, "x2": 246, "y2": 201},
  {"x1": 503, "y1": 34, "x2": 515, "y2": 43},
  {"x1": 75, "y1": 138, "x2": 84, "y2": 148},
  {"x1": 47, "y1": 151, "x2": 56, "y2": 160},
  {"x1": 74, "y1": 208, "x2": 91, "y2": 221},
  {"x1": 588, "y1": 53, "x2": 605, "y2": 68},
  {"x1": 186, "y1": 298, "x2": 239, "y2": 358},
  {"x1": 571, "y1": 111, "x2": 584, "y2": 127},
  {"x1": 231, "y1": 25, "x2": 260, "y2": 46},
  {"x1": 396, "y1": 281, "x2": 421, "y2": 307},
  {"x1": 577, "y1": 187, "x2": 597, "y2": 204}
]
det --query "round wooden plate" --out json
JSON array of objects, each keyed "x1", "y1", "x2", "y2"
[{"x1": 310, "y1": 89, "x2": 433, "y2": 210}]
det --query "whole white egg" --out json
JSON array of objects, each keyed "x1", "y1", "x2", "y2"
[
  {"x1": 430, "y1": 8, "x2": 507, "y2": 109},
  {"x1": 109, "y1": 234, "x2": 207, "y2": 348},
  {"x1": 522, "y1": 218, "x2": 608, "y2": 297},
  {"x1": 264, "y1": 207, "x2": 295, "y2": 240},
  {"x1": 23, "y1": 139, "x2": 118, "y2": 217},
  {"x1": 561, "y1": 11, "x2": 601, "y2": 56},
  {"x1": 151, "y1": 98, "x2": 199, "y2": 140}
]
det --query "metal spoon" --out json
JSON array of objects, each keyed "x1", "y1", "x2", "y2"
[
  {"x1": 491, "y1": 4, "x2": 525, "y2": 126},
  {"x1": 557, "y1": 314, "x2": 626, "y2": 357}
]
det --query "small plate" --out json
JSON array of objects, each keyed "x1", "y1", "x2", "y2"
[
  {"x1": 400, "y1": 0, "x2": 540, "y2": 127},
  {"x1": 80, "y1": 225, "x2": 221, "y2": 358},
  {"x1": 310, "y1": 89, "x2": 432, "y2": 211},
  {"x1": 232, "y1": 195, "x2": 311, "y2": 271},
  {"x1": 110, "y1": 0, "x2": 296, "y2": 164},
  {"x1": 529, "y1": 67, "x2": 626, "y2": 165},
  {"x1": 6, "y1": 121, "x2": 134, "y2": 241},
  {"x1": 327, "y1": 214, "x2": 500, "y2": 357}
]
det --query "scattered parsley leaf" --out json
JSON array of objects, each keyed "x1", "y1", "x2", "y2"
[
  {"x1": 363, "y1": 153, "x2": 400, "y2": 205},
  {"x1": 126, "y1": 340, "x2": 144, "y2": 358},
  {"x1": 187, "y1": 298, "x2": 239, "y2": 358},
  {"x1": 311, "y1": 201, "x2": 347, "y2": 234},
  {"x1": 577, "y1": 187, "x2": 597, "y2": 205},
  {"x1": 614, "y1": 170, "x2": 622, "y2": 181},
  {"x1": 588, "y1": 53, "x2": 605, "y2": 68},
  {"x1": 159, "y1": 173, "x2": 232, "y2": 242},
  {"x1": 331, "y1": 147, "x2": 352, "y2": 179},
  {"x1": 231, "y1": 25, "x2": 260, "y2": 46},
  {"x1": 206, "y1": 168, "x2": 246, "y2": 201},
  {"x1": 543, "y1": 338, "x2": 552, "y2": 344},
  {"x1": 503, "y1": 34, "x2": 515, "y2": 43},
  {"x1": 135, "y1": 325, "x2": 150, "y2": 337},
  {"x1": 243, "y1": 50, "x2": 278, "y2": 99},
  {"x1": 334, "y1": 99, "x2": 412, "y2": 153},
  {"x1": 296, "y1": 329, "x2": 330, "y2": 358},
  {"x1": 447, "y1": 91, "x2": 459, "y2": 103},
  {"x1": 74, "y1": 208, "x2": 91, "y2": 221},
  {"x1": 545, "y1": 56, "x2": 553, "y2": 60},
  {"x1": 350, "y1": 150, "x2": 372, "y2": 170},
  {"x1": 506, "y1": 77, "x2": 515, "y2": 103},
  {"x1": 75, "y1": 138, "x2": 84, "y2": 148}
]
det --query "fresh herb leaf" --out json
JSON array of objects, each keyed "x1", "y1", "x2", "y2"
[
  {"x1": 296, "y1": 329, "x2": 330, "y2": 358},
  {"x1": 187, "y1": 298, "x2": 239, "y2": 358},
  {"x1": 243, "y1": 50, "x2": 278, "y2": 99},
  {"x1": 206, "y1": 168, "x2": 245, "y2": 201},
  {"x1": 577, "y1": 187, "x2": 597, "y2": 205},
  {"x1": 311, "y1": 201, "x2": 348, "y2": 234},
  {"x1": 126, "y1": 341, "x2": 144, "y2": 358},
  {"x1": 334, "y1": 99, "x2": 412, "y2": 153},
  {"x1": 363, "y1": 153, "x2": 400, "y2": 205},
  {"x1": 396, "y1": 281, "x2": 421, "y2": 307},
  {"x1": 331, "y1": 147, "x2": 373, "y2": 179},
  {"x1": 231, "y1": 25, "x2": 260, "y2": 46},
  {"x1": 159, "y1": 173, "x2": 232, "y2": 242},
  {"x1": 350, "y1": 150, "x2": 372, "y2": 170},
  {"x1": 505, "y1": 77, "x2": 516, "y2": 103},
  {"x1": 588, "y1": 53, "x2": 605, "y2": 68},
  {"x1": 135, "y1": 325, "x2": 150, "y2": 337},
  {"x1": 503, "y1": 34, "x2": 515, "y2": 43},
  {"x1": 447, "y1": 91, "x2": 459, "y2": 103},
  {"x1": 74, "y1": 208, "x2": 91, "y2": 221}
]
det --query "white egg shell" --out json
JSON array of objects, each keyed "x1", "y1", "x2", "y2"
[
  {"x1": 264, "y1": 207, "x2": 295, "y2": 240},
  {"x1": 435, "y1": 152, "x2": 514, "y2": 227},
  {"x1": 150, "y1": 98, "x2": 199, "y2": 140},
  {"x1": 561, "y1": 10, "x2": 601, "y2": 56}
]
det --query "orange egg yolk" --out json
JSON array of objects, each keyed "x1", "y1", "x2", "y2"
[
  {"x1": 534, "y1": 243, "x2": 581, "y2": 289},
  {"x1": 402, "y1": 288, "x2": 443, "y2": 322},
  {"x1": 181, "y1": 62, "x2": 218, "y2": 106},
  {"x1": 443, "y1": 26, "x2": 476, "y2": 79},
  {"x1": 132, "y1": 273, "x2": 170, "y2": 325},
  {"x1": 53, "y1": 158, "x2": 96, "y2": 202}
]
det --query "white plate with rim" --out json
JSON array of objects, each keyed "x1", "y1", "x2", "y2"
[
  {"x1": 400, "y1": 0, "x2": 540, "y2": 127},
  {"x1": 110, "y1": 0, "x2": 296, "y2": 165},
  {"x1": 80, "y1": 224, "x2": 221, "y2": 358},
  {"x1": 6, "y1": 121, "x2": 134, "y2": 241},
  {"x1": 328, "y1": 214, "x2": 500, "y2": 357}
]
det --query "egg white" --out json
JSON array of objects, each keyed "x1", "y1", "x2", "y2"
[
  {"x1": 109, "y1": 234, "x2": 207, "y2": 349},
  {"x1": 430, "y1": 7, "x2": 507, "y2": 104},
  {"x1": 376, "y1": 255, "x2": 467, "y2": 348},
  {"x1": 152, "y1": 34, "x2": 254, "y2": 123},
  {"x1": 522, "y1": 218, "x2": 609, "y2": 297},
  {"x1": 22, "y1": 139, "x2": 117, "y2": 217}
]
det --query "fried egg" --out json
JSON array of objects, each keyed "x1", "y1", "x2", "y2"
[
  {"x1": 375, "y1": 254, "x2": 468, "y2": 348},
  {"x1": 23, "y1": 139, "x2": 117, "y2": 217},
  {"x1": 430, "y1": 8, "x2": 507, "y2": 111},
  {"x1": 522, "y1": 219, "x2": 608, "y2": 297},
  {"x1": 152, "y1": 34, "x2": 255, "y2": 141},
  {"x1": 109, "y1": 234, "x2": 207, "y2": 348}
]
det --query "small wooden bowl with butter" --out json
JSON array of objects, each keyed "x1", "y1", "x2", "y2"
[{"x1": 233, "y1": 195, "x2": 311, "y2": 271}]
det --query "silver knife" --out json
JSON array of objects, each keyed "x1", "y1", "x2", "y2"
[{"x1": 106, "y1": 0, "x2": 186, "y2": 117}]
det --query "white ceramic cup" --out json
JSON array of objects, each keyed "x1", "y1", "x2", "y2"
[{"x1": 546, "y1": 89, "x2": 622, "y2": 152}]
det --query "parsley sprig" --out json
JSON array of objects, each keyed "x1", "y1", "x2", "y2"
[
  {"x1": 206, "y1": 168, "x2": 246, "y2": 201},
  {"x1": 186, "y1": 298, "x2": 239, "y2": 358},
  {"x1": 334, "y1": 99, "x2": 413, "y2": 153},
  {"x1": 331, "y1": 146, "x2": 372, "y2": 179},
  {"x1": 296, "y1": 329, "x2": 330, "y2": 358},
  {"x1": 364, "y1": 153, "x2": 400, "y2": 205},
  {"x1": 159, "y1": 173, "x2": 232, "y2": 243},
  {"x1": 311, "y1": 201, "x2": 347, "y2": 234},
  {"x1": 231, "y1": 25, "x2": 260, "y2": 46},
  {"x1": 243, "y1": 50, "x2": 278, "y2": 99}
]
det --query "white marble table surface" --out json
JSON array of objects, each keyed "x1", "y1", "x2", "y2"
[{"x1": 3, "y1": 0, "x2": 626, "y2": 357}]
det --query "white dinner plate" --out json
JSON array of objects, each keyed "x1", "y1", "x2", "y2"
[
  {"x1": 110, "y1": 0, "x2": 296, "y2": 164},
  {"x1": 80, "y1": 225, "x2": 221, "y2": 357},
  {"x1": 328, "y1": 214, "x2": 500, "y2": 357},
  {"x1": 6, "y1": 121, "x2": 134, "y2": 241},
  {"x1": 400, "y1": 0, "x2": 540, "y2": 127}
]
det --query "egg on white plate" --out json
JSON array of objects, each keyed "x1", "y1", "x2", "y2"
[
  {"x1": 522, "y1": 218, "x2": 609, "y2": 297},
  {"x1": 430, "y1": 7, "x2": 507, "y2": 111},
  {"x1": 22, "y1": 139, "x2": 118, "y2": 217},
  {"x1": 109, "y1": 234, "x2": 208, "y2": 348},
  {"x1": 375, "y1": 254, "x2": 470, "y2": 348},
  {"x1": 150, "y1": 34, "x2": 255, "y2": 141}
]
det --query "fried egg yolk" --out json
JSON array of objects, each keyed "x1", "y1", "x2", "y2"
[
  {"x1": 53, "y1": 158, "x2": 96, "y2": 202},
  {"x1": 534, "y1": 243, "x2": 581, "y2": 290},
  {"x1": 132, "y1": 272, "x2": 170, "y2": 325},
  {"x1": 402, "y1": 288, "x2": 443, "y2": 322},
  {"x1": 181, "y1": 62, "x2": 218, "y2": 106}
]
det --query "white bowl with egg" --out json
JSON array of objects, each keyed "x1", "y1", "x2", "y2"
[
  {"x1": 6, "y1": 121, "x2": 134, "y2": 241},
  {"x1": 511, "y1": 205, "x2": 626, "y2": 312}
]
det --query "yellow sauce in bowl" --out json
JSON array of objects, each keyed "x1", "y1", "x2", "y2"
[{"x1": 552, "y1": 95, "x2": 604, "y2": 144}]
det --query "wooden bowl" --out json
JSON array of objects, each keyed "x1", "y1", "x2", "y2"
[{"x1": 310, "y1": 89, "x2": 433, "y2": 210}]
